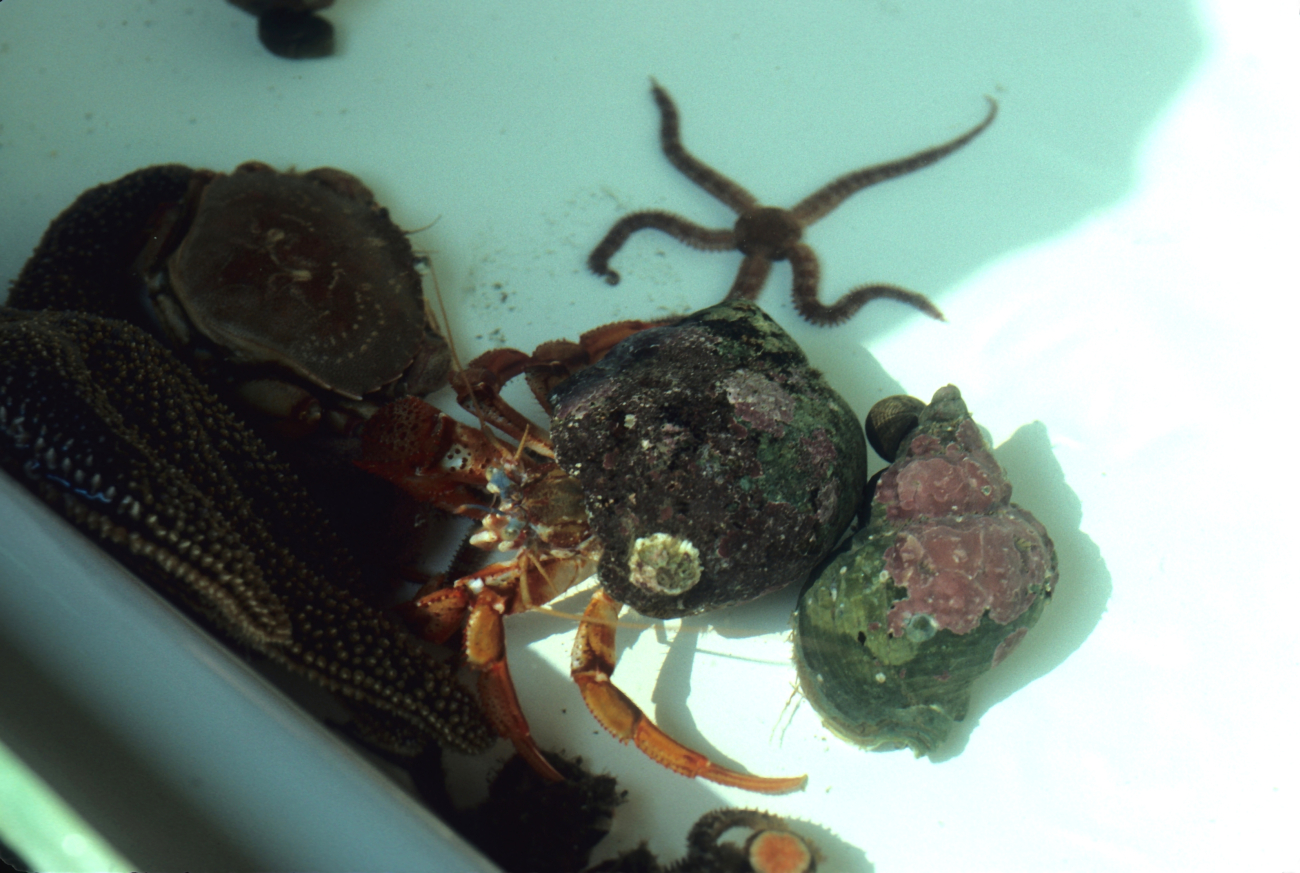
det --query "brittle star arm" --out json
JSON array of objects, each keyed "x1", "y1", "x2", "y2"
[
  {"x1": 722, "y1": 253, "x2": 774, "y2": 302},
  {"x1": 787, "y1": 242, "x2": 946, "y2": 326},
  {"x1": 790, "y1": 97, "x2": 999, "y2": 226},
  {"x1": 650, "y1": 79, "x2": 759, "y2": 214},
  {"x1": 588, "y1": 210, "x2": 735, "y2": 285}
]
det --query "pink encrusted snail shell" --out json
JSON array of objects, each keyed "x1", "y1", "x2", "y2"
[{"x1": 793, "y1": 385, "x2": 1057, "y2": 754}]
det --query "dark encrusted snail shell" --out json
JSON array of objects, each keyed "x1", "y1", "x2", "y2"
[
  {"x1": 794, "y1": 385, "x2": 1057, "y2": 755},
  {"x1": 865, "y1": 394, "x2": 926, "y2": 461},
  {"x1": 547, "y1": 300, "x2": 867, "y2": 619}
]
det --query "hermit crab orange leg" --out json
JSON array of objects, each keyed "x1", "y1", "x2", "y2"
[
  {"x1": 455, "y1": 318, "x2": 682, "y2": 428},
  {"x1": 452, "y1": 349, "x2": 551, "y2": 451},
  {"x1": 571, "y1": 589, "x2": 808, "y2": 794},
  {"x1": 396, "y1": 581, "x2": 567, "y2": 782},
  {"x1": 461, "y1": 588, "x2": 565, "y2": 782},
  {"x1": 400, "y1": 550, "x2": 598, "y2": 784}
]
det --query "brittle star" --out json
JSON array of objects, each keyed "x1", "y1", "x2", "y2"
[{"x1": 588, "y1": 81, "x2": 998, "y2": 326}]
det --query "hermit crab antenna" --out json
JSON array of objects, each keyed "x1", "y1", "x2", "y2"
[
  {"x1": 409, "y1": 248, "x2": 498, "y2": 443},
  {"x1": 423, "y1": 250, "x2": 464, "y2": 374},
  {"x1": 514, "y1": 423, "x2": 531, "y2": 462}
]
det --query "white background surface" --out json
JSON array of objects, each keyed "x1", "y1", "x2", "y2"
[{"x1": 1, "y1": 1, "x2": 1298, "y2": 871}]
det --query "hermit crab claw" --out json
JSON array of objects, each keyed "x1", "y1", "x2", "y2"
[{"x1": 571, "y1": 589, "x2": 808, "y2": 794}]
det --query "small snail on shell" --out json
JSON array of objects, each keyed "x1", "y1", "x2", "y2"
[
  {"x1": 793, "y1": 385, "x2": 1057, "y2": 754},
  {"x1": 864, "y1": 393, "x2": 925, "y2": 462}
]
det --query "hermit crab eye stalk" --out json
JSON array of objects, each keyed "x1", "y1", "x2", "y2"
[{"x1": 486, "y1": 469, "x2": 516, "y2": 495}]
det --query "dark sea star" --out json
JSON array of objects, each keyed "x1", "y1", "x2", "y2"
[{"x1": 589, "y1": 82, "x2": 997, "y2": 326}]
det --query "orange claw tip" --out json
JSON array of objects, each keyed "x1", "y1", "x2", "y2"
[
  {"x1": 513, "y1": 742, "x2": 566, "y2": 783},
  {"x1": 701, "y1": 766, "x2": 808, "y2": 795}
]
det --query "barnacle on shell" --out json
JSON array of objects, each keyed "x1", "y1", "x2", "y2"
[{"x1": 794, "y1": 385, "x2": 1057, "y2": 754}]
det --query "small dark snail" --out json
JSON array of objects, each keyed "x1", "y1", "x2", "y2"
[
  {"x1": 793, "y1": 385, "x2": 1057, "y2": 754},
  {"x1": 864, "y1": 394, "x2": 926, "y2": 461},
  {"x1": 258, "y1": 8, "x2": 335, "y2": 59},
  {"x1": 226, "y1": 1, "x2": 336, "y2": 60}
]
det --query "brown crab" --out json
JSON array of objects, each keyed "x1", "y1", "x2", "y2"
[{"x1": 10, "y1": 162, "x2": 450, "y2": 440}]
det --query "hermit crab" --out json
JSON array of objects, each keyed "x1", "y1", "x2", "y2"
[
  {"x1": 9, "y1": 162, "x2": 449, "y2": 440},
  {"x1": 794, "y1": 385, "x2": 1057, "y2": 754},
  {"x1": 358, "y1": 300, "x2": 867, "y2": 792}
]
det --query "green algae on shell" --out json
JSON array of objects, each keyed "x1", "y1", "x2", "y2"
[
  {"x1": 794, "y1": 385, "x2": 1057, "y2": 754},
  {"x1": 548, "y1": 300, "x2": 867, "y2": 619}
]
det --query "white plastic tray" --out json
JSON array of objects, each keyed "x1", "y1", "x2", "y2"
[{"x1": 2, "y1": 1, "x2": 1297, "y2": 870}]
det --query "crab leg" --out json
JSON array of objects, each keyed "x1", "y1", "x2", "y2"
[
  {"x1": 457, "y1": 319, "x2": 682, "y2": 429},
  {"x1": 571, "y1": 589, "x2": 807, "y2": 794},
  {"x1": 402, "y1": 550, "x2": 597, "y2": 783},
  {"x1": 460, "y1": 587, "x2": 564, "y2": 782},
  {"x1": 398, "y1": 582, "x2": 558, "y2": 782},
  {"x1": 403, "y1": 549, "x2": 594, "y2": 643},
  {"x1": 453, "y1": 352, "x2": 553, "y2": 453}
]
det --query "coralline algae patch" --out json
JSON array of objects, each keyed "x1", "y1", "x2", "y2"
[{"x1": 883, "y1": 508, "x2": 1052, "y2": 637}]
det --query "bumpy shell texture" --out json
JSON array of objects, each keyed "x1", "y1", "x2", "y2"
[
  {"x1": 0, "y1": 309, "x2": 492, "y2": 756},
  {"x1": 548, "y1": 300, "x2": 866, "y2": 619},
  {"x1": 794, "y1": 385, "x2": 1057, "y2": 755},
  {"x1": 10, "y1": 163, "x2": 449, "y2": 405}
]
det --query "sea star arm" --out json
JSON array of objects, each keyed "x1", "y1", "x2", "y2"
[
  {"x1": 790, "y1": 97, "x2": 998, "y2": 226},
  {"x1": 722, "y1": 253, "x2": 774, "y2": 302},
  {"x1": 650, "y1": 80, "x2": 760, "y2": 214},
  {"x1": 588, "y1": 210, "x2": 735, "y2": 285},
  {"x1": 788, "y1": 242, "x2": 945, "y2": 326}
]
